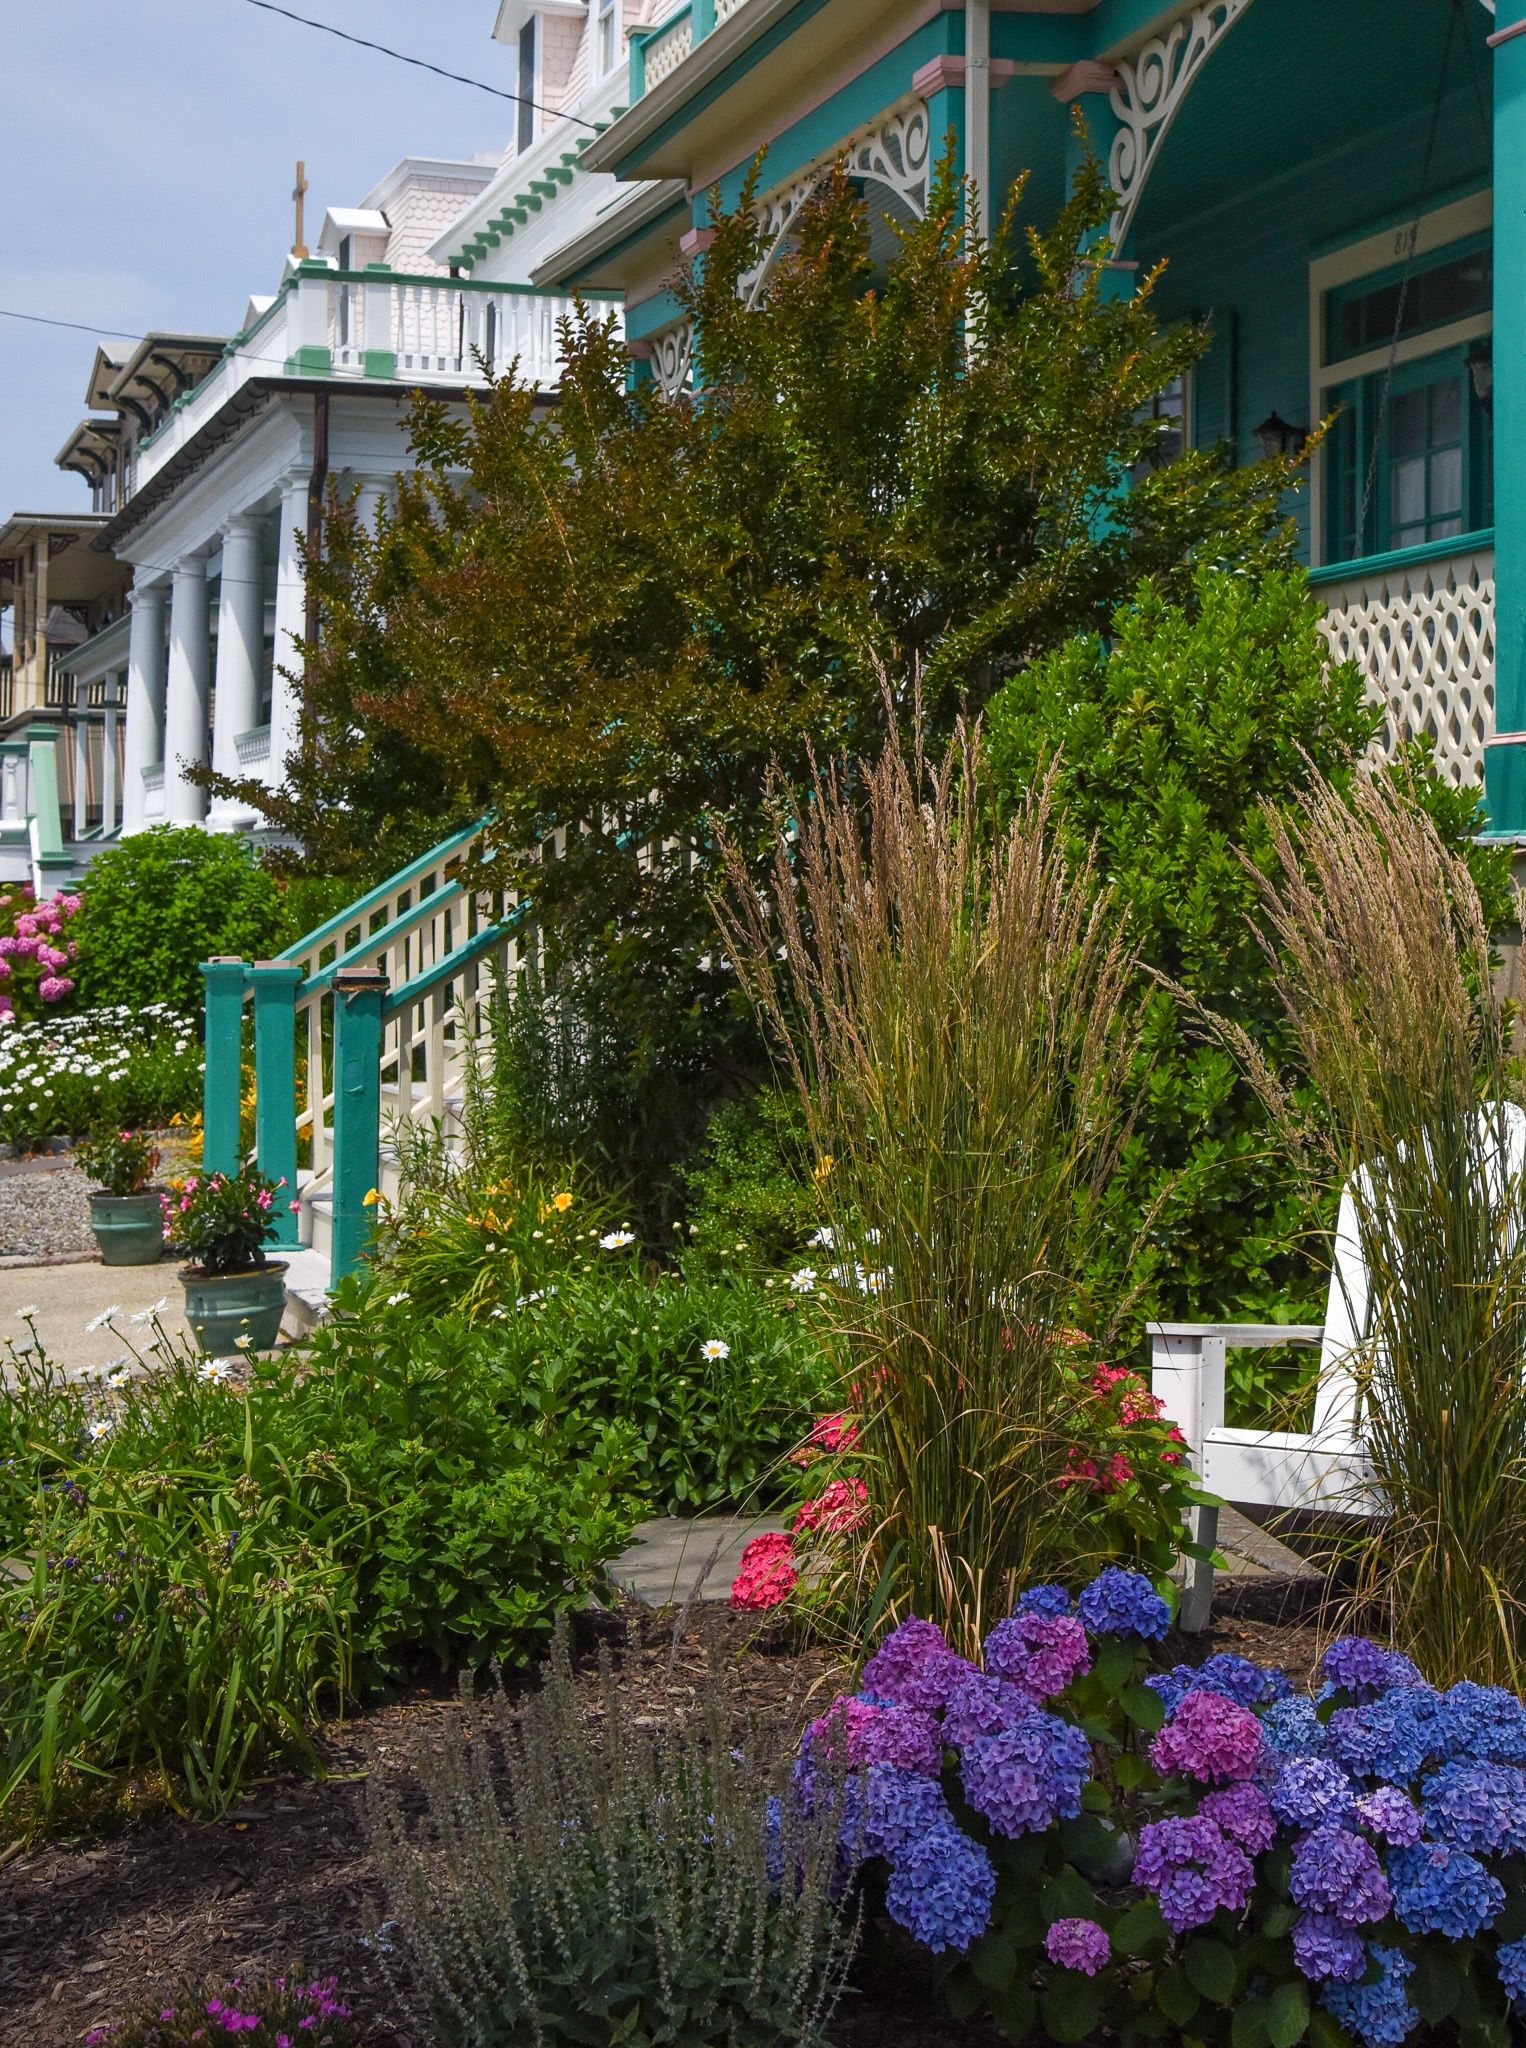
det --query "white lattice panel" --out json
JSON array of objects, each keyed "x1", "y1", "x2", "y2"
[
  {"x1": 1318, "y1": 543, "x2": 1495, "y2": 788},
  {"x1": 644, "y1": 11, "x2": 692, "y2": 85}
]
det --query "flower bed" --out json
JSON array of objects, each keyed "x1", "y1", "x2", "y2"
[
  {"x1": 789, "y1": 1577, "x2": 1526, "y2": 2046},
  {"x1": 0, "y1": 1004, "x2": 202, "y2": 1150}
]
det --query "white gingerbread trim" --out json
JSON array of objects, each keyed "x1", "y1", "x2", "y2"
[
  {"x1": 1108, "y1": 2, "x2": 1255, "y2": 251},
  {"x1": 650, "y1": 319, "x2": 694, "y2": 401}
]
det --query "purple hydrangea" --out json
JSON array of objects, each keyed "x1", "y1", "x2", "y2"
[
  {"x1": 884, "y1": 1824, "x2": 995, "y2": 1953},
  {"x1": 1077, "y1": 1567, "x2": 1170, "y2": 1641},
  {"x1": 1045, "y1": 1917, "x2": 1110, "y2": 1976},
  {"x1": 1388, "y1": 1841, "x2": 1504, "y2": 1939},
  {"x1": 1420, "y1": 1759, "x2": 1526, "y2": 1857},
  {"x1": 1132, "y1": 1814, "x2": 1254, "y2": 1933},
  {"x1": 1323, "y1": 1945, "x2": 1420, "y2": 2048},
  {"x1": 984, "y1": 1612, "x2": 1090, "y2": 1702},
  {"x1": 860, "y1": 1620, "x2": 971, "y2": 1714},
  {"x1": 860, "y1": 1764, "x2": 954, "y2": 1860},
  {"x1": 1292, "y1": 1911, "x2": 1368, "y2": 1985},
  {"x1": 1322, "y1": 1637, "x2": 1426, "y2": 1703},
  {"x1": 1189, "y1": 1653, "x2": 1290, "y2": 1708},
  {"x1": 1439, "y1": 1682, "x2": 1526, "y2": 1767},
  {"x1": 1016, "y1": 1584, "x2": 1074, "y2": 1619},
  {"x1": 1269, "y1": 1756, "x2": 1358, "y2": 1830},
  {"x1": 1289, "y1": 1826, "x2": 1392, "y2": 1926},
  {"x1": 1198, "y1": 1782, "x2": 1277, "y2": 1855},
  {"x1": 941, "y1": 1669, "x2": 1035, "y2": 1746},
  {"x1": 1355, "y1": 1786, "x2": 1422, "y2": 1847},
  {"x1": 960, "y1": 1711, "x2": 1092, "y2": 1839},
  {"x1": 805, "y1": 1695, "x2": 943, "y2": 1777},
  {"x1": 1325, "y1": 1688, "x2": 1445, "y2": 1784},
  {"x1": 1151, "y1": 1690, "x2": 1265, "y2": 1785},
  {"x1": 1261, "y1": 1695, "x2": 1327, "y2": 1758},
  {"x1": 1497, "y1": 1934, "x2": 1526, "y2": 2012}
]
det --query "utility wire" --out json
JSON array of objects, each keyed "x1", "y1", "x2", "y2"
[
  {"x1": 241, "y1": 0, "x2": 600, "y2": 132},
  {"x1": 0, "y1": 308, "x2": 142, "y2": 341}
]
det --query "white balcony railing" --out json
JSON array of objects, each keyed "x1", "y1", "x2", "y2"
[
  {"x1": 1314, "y1": 532, "x2": 1495, "y2": 789},
  {"x1": 133, "y1": 270, "x2": 622, "y2": 496}
]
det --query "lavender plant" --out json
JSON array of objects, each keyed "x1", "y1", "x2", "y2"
[
  {"x1": 801, "y1": 1572, "x2": 1526, "y2": 2048},
  {"x1": 364, "y1": 1620, "x2": 859, "y2": 2047}
]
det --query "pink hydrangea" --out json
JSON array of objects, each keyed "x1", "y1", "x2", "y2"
[
  {"x1": 14, "y1": 915, "x2": 35, "y2": 937},
  {"x1": 13, "y1": 935, "x2": 39, "y2": 957},
  {"x1": 0, "y1": 937, "x2": 16, "y2": 957},
  {"x1": 1199, "y1": 1782, "x2": 1278, "y2": 1854},
  {"x1": 807, "y1": 1693, "x2": 943, "y2": 1776},
  {"x1": 38, "y1": 975, "x2": 74, "y2": 1003},
  {"x1": 792, "y1": 1477, "x2": 869, "y2": 1537},
  {"x1": 730, "y1": 1531, "x2": 796, "y2": 1611},
  {"x1": 984, "y1": 1612, "x2": 1091, "y2": 1703},
  {"x1": 1150, "y1": 1690, "x2": 1265, "y2": 1784},
  {"x1": 1045, "y1": 1917, "x2": 1111, "y2": 1976}
]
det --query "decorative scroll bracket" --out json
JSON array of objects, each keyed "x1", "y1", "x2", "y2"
[
  {"x1": 1108, "y1": 1, "x2": 1254, "y2": 252},
  {"x1": 650, "y1": 319, "x2": 695, "y2": 401}
]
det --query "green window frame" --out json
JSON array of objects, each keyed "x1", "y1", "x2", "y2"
[
  {"x1": 1323, "y1": 231, "x2": 1491, "y2": 368},
  {"x1": 1324, "y1": 343, "x2": 1492, "y2": 564}
]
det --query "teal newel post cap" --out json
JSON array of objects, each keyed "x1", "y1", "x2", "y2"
[
  {"x1": 1489, "y1": 28, "x2": 1526, "y2": 826},
  {"x1": 248, "y1": 961, "x2": 304, "y2": 1249},
  {"x1": 201, "y1": 958, "x2": 248, "y2": 1177},
  {"x1": 330, "y1": 966, "x2": 388, "y2": 1286}
]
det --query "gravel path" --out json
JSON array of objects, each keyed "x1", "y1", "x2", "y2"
[{"x1": 0, "y1": 1162, "x2": 96, "y2": 1258}]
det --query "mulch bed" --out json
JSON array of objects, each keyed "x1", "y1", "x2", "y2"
[{"x1": 0, "y1": 1580, "x2": 1328, "y2": 2048}]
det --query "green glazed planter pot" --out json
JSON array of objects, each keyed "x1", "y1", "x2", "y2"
[
  {"x1": 180, "y1": 1262, "x2": 289, "y2": 1356},
  {"x1": 89, "y1": 1191, "x2": 166, "y2": 1267}
]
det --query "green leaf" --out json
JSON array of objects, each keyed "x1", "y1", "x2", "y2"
[
  {"x1": 1112, "y1": 1895, "x2": 1170, "y2": 1954},
  {"x1": 1410, "y1": 1951, "x2": 1461, "y2": 2025},
  {"x1": 1042, "y1": 1974, "x2": 1106, "y2": 2043},
  {"x1": 1094, "y1": 1639, "x2": 1136, "y2": 1693},
  {"x1": 1262, "y1": 1901, "x2": 1297, "y2": 1938},
  {"x1": 1184, "y1": 1938, "x2": 1238, "y2": 2004},
  {"x1": 1267, "y1": 1980, "x2": 1310, "y2": 2048},
  {"x1": 1119, "y1": 1681, "x2": 1166, "y2": 1731},
  {"x1": 1080, "y1": 1779, "x2": 1111, "y2": 1812},
  {"x1": 943, "y1": 1964, "x2": 985, "y2": 2020},
  {"x1": 1042, "y1": 1871, "x2": 1098, "y2": 1924},
  {"x1": 990, "y1": 1980, "x2": 1038, "y2": 2042},
  {"x1": 1114, "y1": 1750, "x2": 1152, "y2": 1789},
  {"x1": 971, "y1": 1933, "x2": 1017, "y2": 1993},
  {"x1": 1306, "y1": 2012, "x2": 1354, "y2": 2048},
  {"x1": 1155, "y1": 1967, "x2": 1200, "y2": 2026},
  {"x1": 1232, "y1": 1999, "x2": 1273, "y2": 2048}
]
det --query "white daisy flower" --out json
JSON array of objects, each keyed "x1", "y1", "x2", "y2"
[
  {"x1": 87, "y1": 1417, "x2": 114, "y2": 1440},
  {"x1": 387, "y1": 1291, "x2": 409, "y2": 1306},
  {"x1": 233, "y1": 1336, "x2": 253, "y2": 1350},
  {"x1": 14, "y1": 1305, "x2": 37, "y2": 1319},
  {"x1": 701, "y1": 1338, "x2": 731, "y2": 1361},
  {"x1": 809, "y1": 1226, "x2": 836, "y2": 1249},
  {"x1": 129, "y1": 1297, "x2": 169, "y2": 1325},
  {"x1": 599, "y1": 1230, "x2": 636, "y2": 1251},
  {"x1": 789, "y1": 1268, "x2": 818, "y2": 1293},
  {"x1": 198, "y1": 1359, "x2": 234, "y2": 1382},
  {"x1": 85, "y1": 1306, "x2": 122, "y2": 1332}
]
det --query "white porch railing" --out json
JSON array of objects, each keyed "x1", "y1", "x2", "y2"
[
  {"x1": 133, "y1": 271, "x2": 622, "y2": 495},
  {"x1": 1314, "y1": 531, "x2": 1495, "y2": 789}
]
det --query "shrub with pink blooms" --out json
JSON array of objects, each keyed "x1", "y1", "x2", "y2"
[
  {"x1": 82, "y1": 1973, "x2": 366, "y2": 2046},
  {"x1": 162, "y1": 1162, "x2": 290, "y2": 1275},
  {"x1": 0, "y1": 882, "x2": 81, "y2": 1022}
]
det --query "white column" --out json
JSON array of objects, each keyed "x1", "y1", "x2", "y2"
[
  {"x1": 73, "y1": 715, "x2": 88, "y2": 839},
  {"x1": 269, "y1": 472, "x2": 309, "y2": 776},
  {"x1": 209, "y1": 512, "x2": 267, "y2": 830},
  {"x1": 102, "y1": 676, "x2": 120, "y2": 834},
  {"x1": 164, "y1": 553, "x2": 211, "y2": 825},
  {"x1": 355, "y1": 479, "x2": 388, "y2": 532},
  {"x1": 965, "y1": 0, "x2": 991, "y2": 238},
  {"x1": 122, "y1": 580, "x2": 168, "y2": 834}
]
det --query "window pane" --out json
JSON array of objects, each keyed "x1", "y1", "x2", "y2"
[
  {"x1": 1430, "y1": 375, "x2": 1462, "y2": 447},
  {"x1": 1392, "y1": 455, "x2": 1427, "y2": 534},
  {"x1": 1430, "y1": 445, "x2": 1462, "y2": 520},
  {"x1": 1391, "y1": 388, "x2": 1427, "y2": 457}
]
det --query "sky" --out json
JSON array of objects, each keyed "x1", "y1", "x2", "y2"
[{"x1": 0, "y1": 0, "x2": 516, "y2": 519}]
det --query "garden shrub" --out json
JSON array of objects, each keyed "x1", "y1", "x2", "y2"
[
  {"x1": 85, "y1": 1976, "x2": 364, "y2": 2047},
  {"x1": 679, "y1": 1087, "x2": 824, "y2": 1275},
  {"x1": 0, "y1": 882, "x2": 81, "y2": 1019},
  {"x1": 365, "y1": 1622, "x2": 858, "y2": 2048},
  {"x1": 0, "y1": 1003, "x2": 202, "y2": 1148},
  {"x1": 0, "y1": 1314, "x2": 640, "y2": 1821},
  {"x1": 72, "y1": 826, "x2": 280, "y2": 1013},
  {"x1": 795, "y1": 1588, "x2": 1526, "y2": 2048}
]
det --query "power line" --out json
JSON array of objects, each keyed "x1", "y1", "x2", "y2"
[
  {"x1": 241, "y1": 0, "x2": 598, "y2": 132},
  {"x1": 0, "y1": 308, "x2": 141, "y2": 342}
]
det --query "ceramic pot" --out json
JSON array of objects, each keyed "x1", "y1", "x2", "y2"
[
  {"x1": 179, "y1": 1261, "x2": 289, "y2": 1356},
  {"x1": 89, "y1": 1191, "x2": 166, "y2": 1266}
]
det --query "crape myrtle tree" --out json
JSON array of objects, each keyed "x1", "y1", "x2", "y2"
[{"x1": 211, "y1": 146, "x2": 1306, "y2": 1220}]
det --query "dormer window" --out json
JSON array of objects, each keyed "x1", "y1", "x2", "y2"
[
  {"x1": 518, "y1": 17, "x2": 536, "y2": 154},
  {"x1": 597, "y1": 0, "x2": 618, "y2": 76}
]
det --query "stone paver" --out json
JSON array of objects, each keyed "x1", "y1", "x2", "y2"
[
  {"x1": 0, "y1": 1259, "x2": 191, "y2": 1380},
  {"x1": 611, "y1": 1514, "x2": 788, "y2": 1607},
  {"x1": 1218, "y1": 1504, "x2": 1320, "y2": 1579}
]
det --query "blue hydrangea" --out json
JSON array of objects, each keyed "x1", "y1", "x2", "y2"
[
  {"x1": 940, "y1": 1669, "x2": 1035, "y2": 1747},
  {"x1": 1322, "y1": 1638, "x2": 1426, "y2": 1702},
  {"x1": 1146, "y1": 1654, "x2": 1286, "y2": 1718},
  {"x1": 1323, "y1": 1945, "x2": 1420, "y2": 2047},
  {"x1": 1420, "y1": 1759, "x2": 1526, "y2": 1857},
  {"x1": 1388, "y1": 1841, "x2": 1504, "y2": 1939},
  {"x1": 884, "y1": 1823, "x2": 995, "y2": 1953},
  {"x1": 1270, "y1": 1756, "x2": 1358, "y2": 1830},
  {"x1": 1261, "y1": 1695, "x2": 1327, "y2": 1759},
  {"x1": 1146, "y1": 1667, "x2": 1198, "y2": 1718},
  {"x1": 1289, "y1": 1825, "x2": 1391, "y2": 1926},
  {"x1": 1439, "y1": 1681, "x2": 1526, "y2": 1766},
  {"x1": 960, "y1": 1711, "x2": 1092, "y2": 1838},
  {"x1": 1016, "y1": 1584, "x2": 1073, "y2": 1619},
  {"x1": 1497, "y1": 1934, "x2": 1526, "y2": 2012},
  {"x1": 1292, "y1": 1911, "x2": 1367, "y2": 1984},
  {"x1": 1077, "y1": 1567, "x2": 1170, "y2": 1641},
  {"x1": 860, "y1": 1764, "x2": 954, "y2": 1860},
  {"x1": 1325, "y1": 1688, "x2": 1445, "y2": 1784}
]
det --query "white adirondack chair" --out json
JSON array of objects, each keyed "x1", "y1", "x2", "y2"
[{"x1": 1150, "y1": 1102, "x2": 1526, "y2": 1630}]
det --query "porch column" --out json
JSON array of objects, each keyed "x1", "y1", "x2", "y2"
[
  {"x1": 122, "y1": 580, "x2": 168, "y2": 834},
  {"x1": 355, "y1": 479, "x2": 388, "y2": 532},
  {"x1": 101, "y1": 675, "x2": 119, "y2": 834},
  {"x1": 269, "y1": 472, "x2": 309, "y2": 781},
  {"x1": 1487, "y1": 23, "x2": 1526, "y2": 828},
  {"x1": 209, "y1": 512, "x2": 266, "y2": 831},
  {"x1": 73, "y1": 715, "x2": 88, "y2": 839},
  {"x1": 164, "y1": 552, "x2": 211, "y2": 824}
]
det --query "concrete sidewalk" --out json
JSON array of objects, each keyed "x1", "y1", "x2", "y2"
[{"x1": 0, "y1": 1257, "x2": 191, "y2": 1379}]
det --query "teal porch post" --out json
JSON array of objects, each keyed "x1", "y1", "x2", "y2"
[
  {"x1": 1487, "y1": 25, "x2": 1526, "y2": 827},
  {"x1": 248, "y1": 961, "x2": 302, "y2": 1247},
  {"x1": 330, "y1": 966, "x2": 388, "y2": 1283},
  {"x1": 201, "y1": 958, "x2": 247, "y2": 1176}
]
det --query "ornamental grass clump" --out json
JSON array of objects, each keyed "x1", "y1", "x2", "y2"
[
  {"x1": 363, "y1": 1621, "x2": 859, "y2": 2048},
  {"x1": 799, "y1": 1577, "x2": 1526, "y2": 2047},
  {"x1": 716, "y1": 729, "x2": 1196, "y2": 1650},
  {"x1": 1215, "y1": 771, "x2": 1526, "y2": 1689}
]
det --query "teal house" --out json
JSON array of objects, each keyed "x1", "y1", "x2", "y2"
[{"x1": 540, "y1": 0, "x2": 1509, "y2": 809}]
